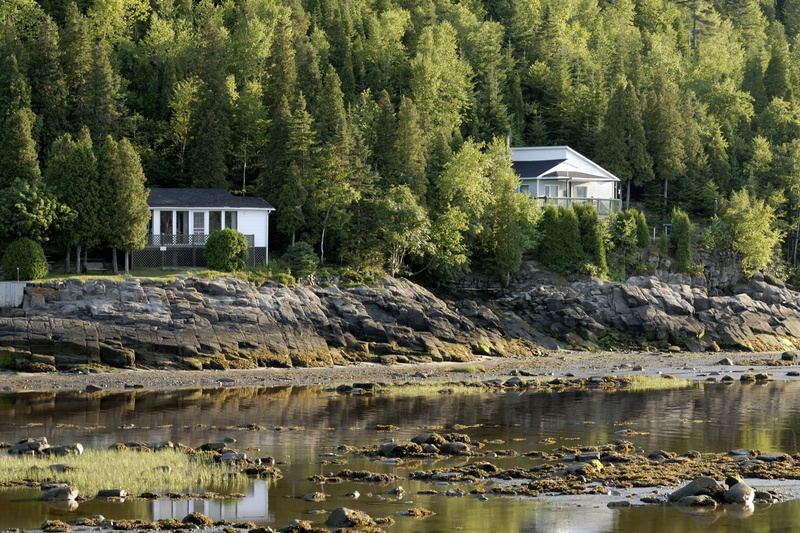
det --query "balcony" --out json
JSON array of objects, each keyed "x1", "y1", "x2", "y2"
[{"x1": 535, "y1": 197, "x2": 622, "y2": 216}]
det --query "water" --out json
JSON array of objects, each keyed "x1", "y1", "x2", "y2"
[{"x1": 1, "y1": 381, "x2": 800, "y2": 531}]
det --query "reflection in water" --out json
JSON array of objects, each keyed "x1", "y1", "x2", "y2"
[{"x1": 2, "y1": 382, "x2": 800, "y2": 531}]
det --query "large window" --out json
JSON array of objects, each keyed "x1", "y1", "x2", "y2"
[
  {"x1": 544, "y1": 184, "x2": 559, "y2": 197},
  {"x1": 574, "y1": 186, "x2": 588, "y2": 198}
]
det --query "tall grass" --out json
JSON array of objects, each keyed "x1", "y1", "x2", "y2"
[{"x1": 0, "y1": 449, "x2": 248, "y2": 497}]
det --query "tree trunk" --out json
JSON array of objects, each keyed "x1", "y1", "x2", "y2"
[
  {"x1": 124, "y1": 251, "x2": 130, "y2": 274},
  {"x1": 75, "y1": 244, "x2": 82, "y2": 274},
  {"x1": 111, "y1": 248, "x2": 119, "y2": 275},
  {"x1": 65, "y1": 247, "x2": 72, "y2": 274}
]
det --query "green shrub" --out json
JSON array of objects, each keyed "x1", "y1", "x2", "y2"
[
  {"x1": 282, "y1": 242, "x2": 318, "y2": 278},
  {"x1": 573, "y1": 203, "x2": 607, "y2": 276},
  {"x1": 634, "y1": 210, "x2": 650, "y2": 247},
  {"x1": 204, "y1": 229, "x2": 249, "y2": 271},
  {"x1": 536, "y1": 205, "x2": 583, "y2": 272},
  {"x1": 2, "y1": 238, "x2": 48, "y2": 281},
  {"x1": 670, "y1": 208, "x2": 692, "y2": 272}
]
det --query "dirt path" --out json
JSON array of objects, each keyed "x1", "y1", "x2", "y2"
[{"x1": 0, "y1": 350, "x2": 794, "y2": 393}]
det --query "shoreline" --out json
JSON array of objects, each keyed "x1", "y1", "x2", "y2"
[{"x1": 0, "y1": 350, "x2": 795, "y2": 394}]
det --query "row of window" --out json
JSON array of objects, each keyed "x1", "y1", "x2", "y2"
[{"x1": 150, "y1": 210, "x2": 238, "y2": 235}]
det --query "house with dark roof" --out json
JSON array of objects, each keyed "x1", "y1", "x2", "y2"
[
  {"x1": 132, "y1": 189, "x2": 276, "y2": 268},
  {"x1": 511, "y1": 146, "x2": 621, "y2": 215}
]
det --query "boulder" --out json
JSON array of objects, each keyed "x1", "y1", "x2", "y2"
[
  {"x1": 440, "y1": 441, "x2": 471, "y2": 455},
  {"x1": 325, "y1": 507, "x2": 374, "y2": 528},
  {"x1": 668, "y1": 476, "x2": 723, "y2": 502},
  {"x1": 96, "y1": 489, "x2": 128, "y2": 499},
  {"x1": 47, "y1": 443, "x2": 84, "y2": 456},
  {"x1": 723, "y1": 477, "x2": 755, "y2": 505},
  {"x1": 380, "y1": 441, "x2": 422, "y2": 457},
  {"x1": 674, "y1": 495, "x2": 718, "y2": 508},
  {"x1": 42, "y1": 486, "x2": 79, "y2": 502}
]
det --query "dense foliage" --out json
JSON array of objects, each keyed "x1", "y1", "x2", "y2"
[
  {"x1": 2, "y1": 0, "x2": 800, "y2": 279},
  {"x1": 2, "y1": 237, "x2": 49, "y2": 281},
  {"x1": 205, "y1": 228, "x2": 249, "y2": 271}
]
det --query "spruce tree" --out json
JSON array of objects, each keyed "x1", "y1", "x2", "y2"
[
  {"x1": 85, "y1": 43, "x2": 123, "y2": 145},
  {"x1": 0, "y1": 108, "x2": 41, "y2": 188},
  {"x1": 45, "y1": 128, "x2": 99, "y2": 273},
  {"x1": 60, "y1": 2, "x2": 91, "y2": 129},
  {"x1": 99, "y1": 137, "x2": 150, "y2": 274},
  {"x1": 29, "y1": 16, "x2": 67, "y2": 152},
  {"x1": 391, "y1": 96, "x2": 428, "y2": 200},
  {"x1": 186, "y1": 20, "x2": 232, "y2": 189}
]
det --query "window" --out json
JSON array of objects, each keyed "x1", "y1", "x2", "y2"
[
  {"x1": 519, "y1": 185, "x2": 529, "y2": 195},
  {"x1": 574, "y1": 186, "x2": 588, "y2": 198},
  {"x1": 160, "y1": 211, "x2": 173, "y2": 234},
  {"x1": 226, "y1": 211, "x2": 238, "y2": 230},
  {"x1": 209, "y1": 211, "x2": 222, "y2": 233},
  {"x1": 193, "y1": 212, "x2": 205, "y2": 234},
  {"x1": 544, "y1": 184, "x2": 559, "y2": 197}
]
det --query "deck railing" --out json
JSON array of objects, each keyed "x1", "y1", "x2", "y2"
[
  {"x1": 535, "y1": 197, "x2": 622, "y2": 215},
  {"x1": 145, "y1": 233, "x2": 255, "y2": 247}
]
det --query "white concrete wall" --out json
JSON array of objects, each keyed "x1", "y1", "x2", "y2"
[{"x1": 0, "y1": 282, "x2": 26, "y2": 307}]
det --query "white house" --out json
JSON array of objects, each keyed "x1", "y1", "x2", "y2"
[
  {"x1": 133, "y1": 188, "x2": 276, "y2": 268},
  {"x1": 511, "y1": 146, "x2": 621, "y2": 215}
]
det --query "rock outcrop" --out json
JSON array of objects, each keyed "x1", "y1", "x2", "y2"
[
  {"x1": 501, "y1": 272, "x2": 800, "y2": 351},
  {"x1": 0, "y1": 277, "x2": 517, "y2": 370}
]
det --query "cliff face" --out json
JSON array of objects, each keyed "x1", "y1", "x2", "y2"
[
  {"x1": 501, "y1": 272, "x2": 800, "y2": 352},
  {"x1": 0, "y1": 277, "x2": 518, "y2": 371},
  {"x1": 4, "y1": 270, "x2": 800, "y2": 373}
]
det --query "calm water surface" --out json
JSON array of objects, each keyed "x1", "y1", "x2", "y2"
[{"x1": 1, "y1": 380, "x2": 800, "y2": 532}]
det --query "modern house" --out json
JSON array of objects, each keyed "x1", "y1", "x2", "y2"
[
  {"x1": 132, "y1": 188, "x2": 276, "y2": 268},
  {"x1": 511, "y1": 146, "x2": 621, "y2": 215}
]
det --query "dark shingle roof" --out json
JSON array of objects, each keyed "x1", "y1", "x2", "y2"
[
  {"x1": 147, "y1": 189, "x2": 275, "y2": 210},
  {"x1": 511, "y1": 159, "x2": 564, "y2": 178}
]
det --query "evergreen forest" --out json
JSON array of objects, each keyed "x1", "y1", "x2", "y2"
[{"x1": 2, "y1": 0, "x2": 800, "y2": 282}]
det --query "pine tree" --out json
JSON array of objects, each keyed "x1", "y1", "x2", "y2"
[
  {"x1": 85, "y1": 43, "x2": 123, "y2": 145},
  {"x1": 99, "y1": 137, "x2": 150, "y2": 274},
  {"x1": 44, "y1": 128, "x2": 99, "y2": 273},
  {"x1": 186, "y1": 20, "x2": 232, "y2": 189},
  {"x1": 595, "y1": 79, "x2": 653, "y2": 207},
  {"x1": 391, "y1": 96, "x2": 428, "y2": 200},
  {"x1": 264, "y1": 15, "x2": 297, "y2": 115},
  {"x1": 29, "y1": 16, "x2": 68, "y2": 151},
  {"x1": 644, "y1": 68, "x2": 686, "y2": 209},
  {"x1": 0, "y1": 54, "x2": 32, "y2": 119},
  {"x1": 60, "y1": 2, "x2": 92, "y2": 129},
  {"x1": 316, "y1": 64, "x2": 346, "y2": 142},
  {"x1": 0, "y1": 108, "x2": 41, "y2": 188}
]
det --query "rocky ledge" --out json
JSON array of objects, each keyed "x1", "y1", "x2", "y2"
[
  {"x1": 500, "y1": 271, "x2": 800, "y2": 353},
  {"x1": 0, "y1": 277, "x2": 527, "y2": 371}
]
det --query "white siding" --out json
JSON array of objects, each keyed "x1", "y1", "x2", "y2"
[{"x1": 237, "y1": 209, "x2": 270, "y2": 247}]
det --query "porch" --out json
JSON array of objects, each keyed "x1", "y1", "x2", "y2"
[
  {"x1": 131, "y1": 233, "x2": 264, "y2": 269},
  {"x1": 536, "y1": 197, "x2": 622, "y2": 216}
]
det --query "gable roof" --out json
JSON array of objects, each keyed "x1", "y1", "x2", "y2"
[
  {"x1": 148, "y1": 189, "x2": 275, "y2": 210},
  {"x1": 511, "y1": 146, "x2": 619, "y2": 183}
]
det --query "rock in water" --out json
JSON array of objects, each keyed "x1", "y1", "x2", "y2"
[
  {"x1": 668, "y1": 476, "x2": 723, "y2": 502},
  {"x1": 42, "y1": 486, "x2": 79, "y2": 502},
  {"x1": 325, "y1": 507, "x2": 374, "y2": 528},
  {"x1": 723, "y1": 477, "x2": 755, "y2": 505}
]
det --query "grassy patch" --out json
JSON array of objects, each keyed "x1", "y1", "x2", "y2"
[
  {"x1": 0, "y1": 449, "x2": 248, "y2": 497},
  {"x1": 451, "y1": 364, "x2": 486, "y2": 374},
  {"x1": 626, "y1": 375, "x2": 694, "y2": 392}
]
